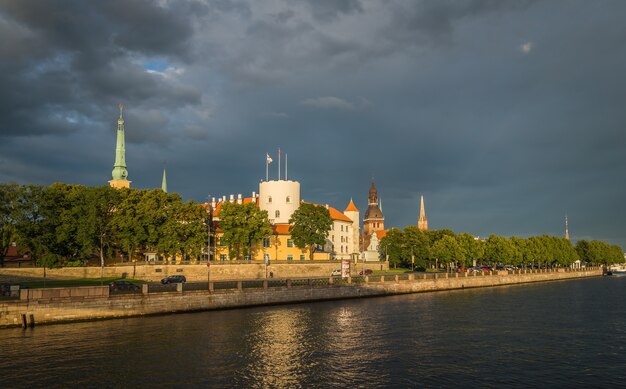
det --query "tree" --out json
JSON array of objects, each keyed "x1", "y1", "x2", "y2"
[
  {"x1": 219, "y1": 202, "x2": 272, "y2": 260},
  {"x1": 403, "y1": 226, "x2": 431, "y2": 266},
  {"x1": 289, "y1": 203, "x2": 333, "y2": 260},
  {"x1": 13, "y1": 184, "x2": 45, "y2": 264},
  {"x1": 431, "y1": 235, "x2": 464, "y2": 270},
  {"x1": 0, "y1": 183, "x2": 20, "y2": 267},
  {"x1": 484, "y1": 235, "x2": 520, "y2": 265},
  {"x1": 457, "y1": 233, "x2": 484, "y2": 267},
  {"x1": 379, "y1": 228, "x2": 406, "y2": 267}
]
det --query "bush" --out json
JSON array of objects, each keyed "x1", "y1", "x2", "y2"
[{"x1": 64, "y1": 260, "x2": 85, "y2": 267}]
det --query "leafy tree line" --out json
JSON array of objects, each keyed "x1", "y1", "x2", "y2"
[
  {"x1": 379, "y1": 226, "x2": 624, "y2": 269},
  {"x1": 0, "y1": 183, "x2": 207, "y2": 268}
]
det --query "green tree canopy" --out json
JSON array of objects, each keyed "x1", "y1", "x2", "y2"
[
  {"x1": 219, "y1": 201, "x2": 272, "y2": 260},
  {"x1": 289, "y1": 203, "x2": 333, "y2": 260}
]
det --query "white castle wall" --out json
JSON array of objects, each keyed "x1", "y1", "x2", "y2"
[{"x1": 259, "y1": 180, "x2": 301, "y2": 224}]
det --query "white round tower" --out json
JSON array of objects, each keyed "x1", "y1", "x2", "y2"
[{"x1": 259, "y1": 180, "x2": 301, "y2": 224}]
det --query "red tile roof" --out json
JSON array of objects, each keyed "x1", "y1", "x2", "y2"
[
  {"x1": 344, "y1": 198, "x2": 359, "y2": 212},
  {"x1": 375, "y1": 230, "x2": 388, "y2": 240}
]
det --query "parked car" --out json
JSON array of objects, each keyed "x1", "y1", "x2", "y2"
[
  {"x1": 468, "y1": 267, "x2": 483, "y2": 274},
  {"x1": 331, "y1": 269, "x2": 342, "y2": 277},
  {"x1": 359, "y1": 269, "x2": 373, "y2": 276},
  {"x1": 109, "y1": 281, "x2": 140, "y2": 291},
  {"x1": 504, "y1": 265, "x2": 517, "y2": 271},
  {"x1": 161, "y1": 275, "x2": 187, "y2": 284},
  {"x1": 456, "y1": 267, "x2": 468, "y2": 273}
]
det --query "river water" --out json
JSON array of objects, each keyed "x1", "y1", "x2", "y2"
[{"x1": 1, "y1": 277, "x2": 625, "y2": 388}]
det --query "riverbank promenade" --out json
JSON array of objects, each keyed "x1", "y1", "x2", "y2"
[{"x1": 1, "y1": 267, "x2": 601, "y2": 328}]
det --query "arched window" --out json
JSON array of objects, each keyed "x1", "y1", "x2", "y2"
[
  {"x1": 286, "y1": 196, "x2": 291, "y2": 203},
  {"x1": 268, "y1": 196, "x2": 272, "y2": 203},
  {"x1": 275, "y1": 210, "x2": 280, "y2": 218}
]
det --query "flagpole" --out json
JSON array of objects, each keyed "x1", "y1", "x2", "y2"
[
  {"x1": 285, "y1": 153, "x2": 288, "y2": 180},
  {"x1": 266, "y1": 154, "x2": 269, "y2": 181},
  {"x1": 278, "y1": 147, "x2": 281, "y2": 180}
]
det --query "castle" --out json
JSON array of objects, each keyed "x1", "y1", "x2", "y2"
[{"x1": 106, "y1": 106, "x2": 430, "y2": 262}]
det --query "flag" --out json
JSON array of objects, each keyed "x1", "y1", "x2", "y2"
[{"x1": 266, "y1": 153, "x2": 273, "y2": 164}]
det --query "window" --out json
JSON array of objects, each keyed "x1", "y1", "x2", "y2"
[
  {"x1": 286, "y1": 196, "x2": 291, "y2": 203},
  {"x1": 219, "y1": 238, "x2": 225, "y2": 247},
  {"x1": 332, "y1": 235, "x2": 335, "y2": 242},
  {"x1": 341, "y1": 246, "x2": 344, "y2": 253},
  {"x1": 275, "y1": 210, "x2": 280, "y2": 218},
  {"x1": 300, "y1": 254, "x2": 305, "y2": 261},
  {"x1": 341, "y1": 225, "x2": 343, "y2": 232},
  {"x1": 244, "y1": 255, "x2": 250, "y2": 261},
  {"x1": 287, "y1": 254, "x2": 294, "y2": 261},
  {"x1": 219, "y1": 254, "x2": 227, "y2": 262},
  {"x1": 287, "y1": 239, "x2": 294, "y2": 248},
  {"x1": 268, "y1": 196, "x2": 272, "y2": 203},
  {"x1": 264, "y1": 253, "x2": 270, "y2": 261},
  {"x1": 263, "y1": 238, "x2": 270, "y2": 248},
  {"x1": 341, "y1": 236, "x2": 344, "y2": 243}
]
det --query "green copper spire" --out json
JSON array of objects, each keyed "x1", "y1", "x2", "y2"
[
  {"x1": 111, "y1": 103, "x2": 129, "y2": 182},
  {"x1": 161, "y1": 161, "x2": 167, "y2": 193}
]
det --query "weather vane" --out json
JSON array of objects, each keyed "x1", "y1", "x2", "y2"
[{"x1": 118, "y1": 102, "x2": 124, "y2": 118}]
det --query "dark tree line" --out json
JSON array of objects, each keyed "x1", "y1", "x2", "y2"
[
  {"x1": 379, "y1": 227, "x2": 623, "y2": 269},
  {"x1": 0, "y1": 183, "x2": 207, "y2": 268}
]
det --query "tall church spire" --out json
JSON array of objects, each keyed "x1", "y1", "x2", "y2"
[
  {"x1": 418, "y1": 195, "x2": 428, "y2": 231},
  {"x1": 109, "y1": 103, "x2": 131, "y2": 189},
  {"x1": 565, "y1": 215, "x2": 569, "y2": 240},
  {"x1": 161, "y1": 161, "x2": 168, "y2": 193}
]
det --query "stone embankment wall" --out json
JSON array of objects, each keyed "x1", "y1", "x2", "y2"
[
  {"x1": 0, "y1": 268, "x2": 601, "y2": 328},
  {"x1": 0, "y1": 262, "x2": 388, "y2": 282}
]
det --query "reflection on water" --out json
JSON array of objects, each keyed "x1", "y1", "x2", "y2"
[{"x1": 1, "y1": 277, "x2": 625, "y2": 388}]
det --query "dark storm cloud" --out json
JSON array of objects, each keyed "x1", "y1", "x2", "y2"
[
  {"x1": 0, "y1": 0, "x2": 200, "y2": 138},
  {"x1": 2, "y1": 0, "x2": 626, "y2": 249},
  {"x1": 385, "y1": 0, "x2": 537, "y2": 44}
]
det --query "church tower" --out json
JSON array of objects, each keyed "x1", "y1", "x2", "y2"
[
  {"x1": 565, "y1": 215, "x2": 569, "y2": 240},
  {"x1": 161, "y1": 161, "x2": 168, "y2": 193},
  {"x1": 363, "y1": 179, "x2": 384, "y2": 237},
  {"x1": 418, "y1": 195, "x2": 428, "y2": 231},
  {"x1": 109, "y1": 103, "x2": 131, "y2": 189}
]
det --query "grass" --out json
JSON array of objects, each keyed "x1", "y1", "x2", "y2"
[{"x1": 20, "y1": 277, "x2": 146, "y2": 288}]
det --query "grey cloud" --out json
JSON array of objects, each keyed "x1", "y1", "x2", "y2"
[
  {"x1": 301, "y1": 0, "x2": 363, "y2": 22},
  {"x1": 301, "y1": 96, "x2": 355, "y2": 110}
]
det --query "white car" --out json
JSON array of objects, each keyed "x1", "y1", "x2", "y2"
[{"x1": 331, "y1": 269, "x2": 342, "y2": 276}]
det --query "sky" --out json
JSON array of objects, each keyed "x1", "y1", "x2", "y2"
[{"x1": 1, "y1": 0, "x2": 625, "y2": 249}]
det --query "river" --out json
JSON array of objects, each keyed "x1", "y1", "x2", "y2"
[{"x1": 1, "y1": 276, "x2": 625, "y2": 388}]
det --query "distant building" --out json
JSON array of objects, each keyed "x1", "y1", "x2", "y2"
[
  {"x1": 418, "y1": 195, "x2": 428, "y2": 231},
  {"x1": 362, "y1": 179, "x2": 385, "y2": 249},
  {"x1": 565, "y1": 215, "x2": 570, "y2": 240},
  {"x1": 361, "y1": 179, "x2": 388, "y2": 261}
]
